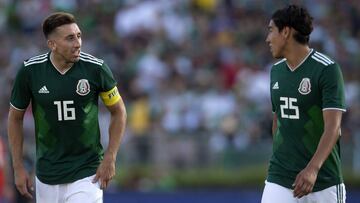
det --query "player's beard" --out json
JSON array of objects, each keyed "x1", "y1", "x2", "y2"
[
  {"x1": 272, "y1": 46, "x2": 285, "y2": 59},
  {"x1": 70, "y1": 56, "x2": 80, "y2": 63},
  {"x1": 63, "y1": 56, "x2": 79, "y2": 64},
  {"x1": 64, "y1": 50, "x2": 80, "y2": 63},
  {"x1": 71, "y1": 49, "x2": 81, "y2": 62},
  {"x1": 273, "y1": 53, "x2": 284, "y2": 59}
]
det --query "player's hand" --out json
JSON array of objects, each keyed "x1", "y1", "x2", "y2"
[
  {"x1": 14, "y1": 167, "x2": 33, "y2": 199},
  {"x1": 93, "y1": 153, "x2": 116, "y2": 190},
  {"x1": 292, "y1": 165, "x2": 318, "y2": 198}
]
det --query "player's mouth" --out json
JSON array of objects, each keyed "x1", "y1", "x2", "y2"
[
  {"x1": 73, "y1": 50, "x2": 80, "y2": 58},
  {"x1": 269, "y1": 44, "x2": 274, "y2": 53}
]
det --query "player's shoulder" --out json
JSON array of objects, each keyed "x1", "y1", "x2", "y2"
[
  {"x1": 79, "y1": 52, "x2": 104, "y2": 67},
  {"x1": 273, "y1": 58, "x2": 286, "y2": 66},
  {"x1": 271, "y1": 58, "x2": 287, "y2": 72},
  {"x1": 23, "y1": 52, "x2": 49, "y2": 67},
  {"x1": 310, "y1": 50, "x2": 336, "y2": 67}
]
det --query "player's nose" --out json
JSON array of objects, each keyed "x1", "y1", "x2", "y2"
[{"x1": 74, "y1": 37, "x2": 81, "y2": 48}]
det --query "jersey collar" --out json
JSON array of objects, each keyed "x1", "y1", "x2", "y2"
[
  {"x1": 286, "y1": 48, "x2": 314, "y2": 72},
  {"x1": 49, "y1": 52, "x2": 74, "y2": 75}
]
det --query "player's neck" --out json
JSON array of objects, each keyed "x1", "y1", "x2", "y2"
[
  {"x1": 50, "y1": 52, "x2": 74, "y2": 74},
  {"x1": 285, "y1": 45, "x2": 311, "y2": 71}
]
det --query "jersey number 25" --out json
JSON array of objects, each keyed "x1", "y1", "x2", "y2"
[{"x1": 279, "y1": 97, "x2": 299, "y2": 119}]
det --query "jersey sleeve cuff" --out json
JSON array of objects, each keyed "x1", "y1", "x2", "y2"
[
  {"x1": 322, "y1": 107, "x2": 346, "y2": 112},
  {"x1": 10, "y1": 103, "x2": 27, "y2": 111}
]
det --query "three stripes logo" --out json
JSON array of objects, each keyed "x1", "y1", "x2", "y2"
[
  {"x1": 311, "y1": 52, "x2": 334, "y2": 66},
  {"x1": 79, "y1": 52, "x2": 104, "y2": 66},
  {"x1": 38, "y1": 86, "x2": 49, "y2": 94},
  {"x1": 272, "y1": 82, "x2": 279, "y2": 89},
  {"x1": 24, "y1": 53, "x2": 48, "y2": 67}
]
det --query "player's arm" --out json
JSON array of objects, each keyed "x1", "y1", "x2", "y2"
[
  {"x1": 7, "y1": 106, "x2": 33, "y2": 199},
  {"x1": 293, "y1": 110, "x2": 343, "y2": 198},
  {"x1": 272, "y1": 113, "x2": 277, "y2": 137},
  {"x1": 94, "y1": 86, "x2": 127, "y2": 189},
  {"x1": 104, "y1": 97, "x2": 126, "y2": 163}
]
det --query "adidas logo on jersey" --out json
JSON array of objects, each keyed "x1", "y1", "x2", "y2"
[
  {"x1": 272, "y1": 82, "x2": 279, "y2": 89},
  {"x1": 38, "y1": 86, "x2": 49, "y2": 94}
]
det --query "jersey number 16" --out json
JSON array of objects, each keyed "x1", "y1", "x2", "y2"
[{"x1": 54, "y1": 100, "x2": 76, "y2": 121}]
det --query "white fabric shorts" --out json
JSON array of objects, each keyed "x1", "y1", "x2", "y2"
[
  {"x1": 36, "y1": 174, "x2": 103, "y2": 203},
  {"x1": 261, "y1": 180, "x2": 346, "y2": 203}
]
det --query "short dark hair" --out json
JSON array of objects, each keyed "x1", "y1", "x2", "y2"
[
  {"x1": 271, "y1": 5, "x2": 313, "y2": 44},
  {"x1": 42, "y1": 12, "x2": 76, "y2": 39}
]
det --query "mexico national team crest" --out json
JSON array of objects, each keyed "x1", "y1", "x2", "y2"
[
  {"x1": 76, "y1": 79, "x2": 90, "y2": 96},
  {"x1": 298, "y1": 78, "x2": 311, "y2": 95}
]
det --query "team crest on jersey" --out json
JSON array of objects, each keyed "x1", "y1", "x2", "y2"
[
  {"x1": 76, "y1": 79, "x2": 90, "y2": 96},
  {"x1": 298, "y1": 78, "x2": 311, "y2": 95}
]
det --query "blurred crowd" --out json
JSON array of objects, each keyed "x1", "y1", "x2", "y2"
[{"x1": 1, "y1": 0, "x2": 360, "y2": 201}]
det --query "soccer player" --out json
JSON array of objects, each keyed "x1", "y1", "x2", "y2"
[
  {"x1": 7, "y1": 12, "x2": 127, "y2": 203},
  {"x1": 262, "y1": 5, "x2": 346, "y2": 203}
]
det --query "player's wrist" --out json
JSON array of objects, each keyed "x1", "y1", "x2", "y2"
[
  {"x1": 306, "y1": 163, "x2": 321, "y2": 173},
  {"x1": 104, "y1": 150, "x2": 117, "y2": 162},
  {"x1": 13, "y1": 164, "x2": 26, "y2": 174}
]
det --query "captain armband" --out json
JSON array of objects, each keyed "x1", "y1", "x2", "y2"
[{"x1": 100, "y1": 86, "x2": 121, "y2": 106}]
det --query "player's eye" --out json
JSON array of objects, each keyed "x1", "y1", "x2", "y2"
[{"x1": 66, "y1": 36, "x2": 75, "y2": 41}]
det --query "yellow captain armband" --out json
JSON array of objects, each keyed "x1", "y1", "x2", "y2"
[{"x1": 100, "y1": 86, "x2": 121, "y2": 106}]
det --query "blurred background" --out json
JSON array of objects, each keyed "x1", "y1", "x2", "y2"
[{"x1": 0, "y1": 0, "x2": 360, "y2": 202}]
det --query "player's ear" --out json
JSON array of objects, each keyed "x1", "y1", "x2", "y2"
[
  {"x1": 47, "y1": 39, "x2": 56, "y2": 51},
  {"x1": 280, "y1": 26, "x2": 292, "y2": 41}
]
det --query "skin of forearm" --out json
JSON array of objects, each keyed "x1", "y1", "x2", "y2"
[
  {"x1": 105, "y1": 102, "x2": 126, "y2": 160},
  {"x1": 307, "y1": 111, "x2": 342, "y2": 171},
  {"x1": 307, "y1": 128, "x2": 340, "y2": 171},
  {"x1": 272, "y1": 114, "x2": 277, "y2": 137},
  {"x1": 8, "y1": 112, "x2": 25, "y2": 170}
]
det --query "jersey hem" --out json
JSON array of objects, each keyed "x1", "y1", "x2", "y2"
[
  {"x1": 267, "y1": 174, "x2": 343, "y2": 192},
  {"x1": 36, "y1": 168, "x2": 98, "y2": 185}
]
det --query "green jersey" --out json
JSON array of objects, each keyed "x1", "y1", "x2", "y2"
[
  {"x1": 10, "y1": 52, "x2": 117, "y2": 184},
  {"x1": 267, "y1": 49, "x2": 346, "y2": 191}
]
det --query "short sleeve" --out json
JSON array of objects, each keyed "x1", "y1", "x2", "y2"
[
  {"x1": 10, "y1": 66, "x2": 31, "y2": 110},
  {"x1": 99, "y1": 63, "x2": 117, "y2": 92},
  {"x1": 270, "y1": 67, "x2": 276, "y2": 113},
  {"x1": 319, "y1": 63, "x2": 346, "y2": 111}
]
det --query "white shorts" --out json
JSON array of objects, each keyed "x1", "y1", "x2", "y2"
[
  {"x1": 261, "y1": 180, "x2": 346, "y2": 203},
  {"x1": 36, "y1": 174, "x2": 103, "y2": 203}
]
